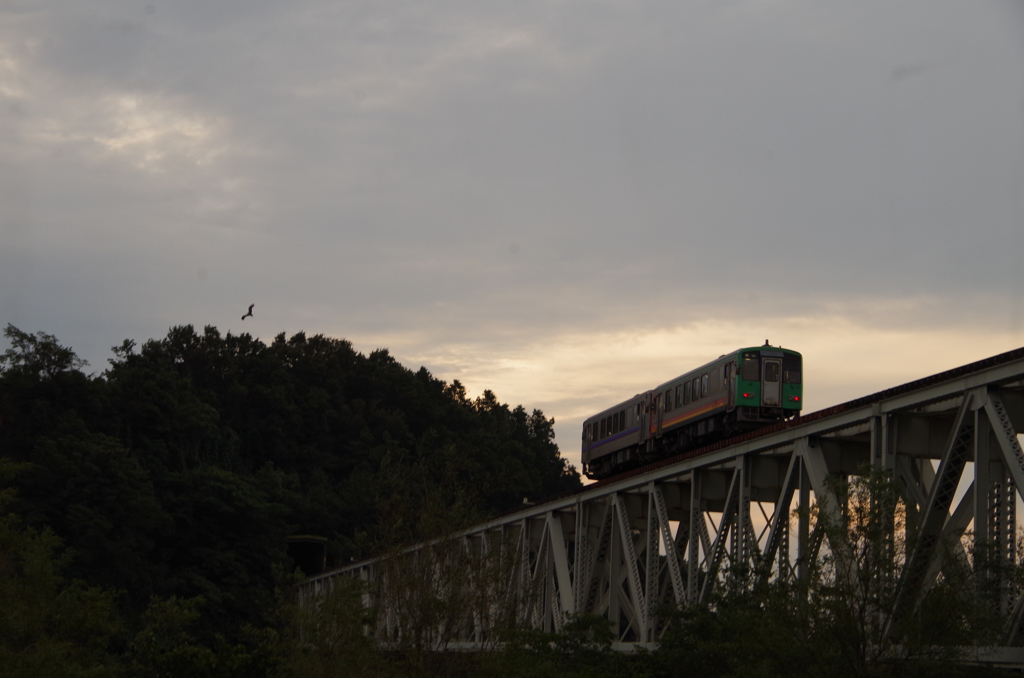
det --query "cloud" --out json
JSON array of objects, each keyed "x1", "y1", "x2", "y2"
[{"x1": 1, "y1": 0, "x2": 1023, "y2": 470}]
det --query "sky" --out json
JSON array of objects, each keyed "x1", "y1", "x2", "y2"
[{"x1": 2, "y1": 0, "x2": 1023, "y2": 472}]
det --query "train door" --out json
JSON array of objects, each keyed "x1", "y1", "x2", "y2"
[
  {"x1": 654, "y1": 392, "x2": 664, "y2": 437},
  {"x1": 725, "y1": 362, "x2": 736, "y2": 411},
  {"x1": 762, "y1": 358, "x2": 782, "y2": 406},
  {"x1": 637, "y1": 399, "x2": 649, "y2": 445}
]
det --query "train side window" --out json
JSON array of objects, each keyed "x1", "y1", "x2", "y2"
[
  {"x1": 741, "y1": 352, "x2": 759, "y2": 381},
  {"x1": 664, "y1": 390, "x2": 671, "y2": 412},
  {"x1": 675, "y1": 385, "x2": 682, "y2": 407},
  {"x1": 683, "y1": 381, "x2": 690, "y2": 404},
  {"x1": 619, "y1": 411, "x2": 625, "y2": 430},
  {"x1": 693, "y1": 378, "x2": 700, "y2": 400},
  {"x1": 701, "y1": 374, "x2": 709, "y2": 398}
]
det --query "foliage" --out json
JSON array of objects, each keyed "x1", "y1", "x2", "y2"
[
  {"x1": 0, "y1": 469, "x2": 122, "y2": 677},
  {"x1": 497, "y1": 613, "x2": 631, "y2": 678},
  {"x1": 125, "y1": 596, "x2": 280, "y2": 678},
  {"x1": 283, "y1": 577, "x2": 382, "y2": 678},
  {"x1": 807, "y1": 471, "x2": 999, "y2": 663},
  {"x1": 653, "y1": 470, "x2": 1018, "y2": 678},
  {"x1": 0, "y1": 323, "x2": 580, "y2": 657},
  {"x1": 1, "y1": 324, "x2": 88, "y2": 379}
]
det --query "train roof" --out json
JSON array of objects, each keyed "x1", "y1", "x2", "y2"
[
  {"x1": 584, "y1": 390, "x2": 648, "y2": 422},
  {"x1": 650, "y1": 345, "x2": 801, "y2": 392}
]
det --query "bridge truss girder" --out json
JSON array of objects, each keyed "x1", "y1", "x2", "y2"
[{"x1": 300, "y1": 354, "x2": 1024, "y2": 657}]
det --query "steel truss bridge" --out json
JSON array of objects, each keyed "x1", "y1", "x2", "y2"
[{"x1": 300, "y1": 347, "x2": 1024, "y2": 665}]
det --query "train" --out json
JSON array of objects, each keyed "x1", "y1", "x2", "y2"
[{"x1": 581, "y1": 343, "x2": 802, "y2": 479}]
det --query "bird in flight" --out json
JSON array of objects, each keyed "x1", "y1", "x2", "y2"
[{"x1": 241, "y1": 304, "x2": 254, "y2": 320}]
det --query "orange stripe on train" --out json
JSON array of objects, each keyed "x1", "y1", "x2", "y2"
[{"x1": 652, "y1": 397, "x2": 728, "y2": 433}]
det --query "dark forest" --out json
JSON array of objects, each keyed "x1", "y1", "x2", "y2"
[{"x1": 0, "y1": 323, "x2": 581, "y2": 675}]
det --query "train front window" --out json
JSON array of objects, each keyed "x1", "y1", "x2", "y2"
[
  {"x1": 765, "y1": 361, "x2": 780, "y2": 382},
  {"x1": 783, "y1": 355, "x2": 802, "y2": 384},
  {"x1": 741, "y1": 353, "x2": 759, "y2": 381}
]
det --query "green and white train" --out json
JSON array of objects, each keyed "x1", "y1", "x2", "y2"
[{"x1": 582, "y1": 343, "x2": 803, "y2": 479}]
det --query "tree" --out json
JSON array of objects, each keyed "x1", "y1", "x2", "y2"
[
  {"x1": 1, "y1": 324, "x2": 87, "y2": 379},
  {"x1": 0, "y1": 463, "x2": 121, "y2": 677},
  {"x1": 1, "y1": 323, "x2": 583, "y2": 662},
  {"x1": 654, "y1": 471, "x2": 1017, "y2": 678},
  {"x1": 125, "y1": 596, "x2": 280, "y2": 678},
  {"x1": 284, "y1": 577, "x2": 382, "y2": 678}
]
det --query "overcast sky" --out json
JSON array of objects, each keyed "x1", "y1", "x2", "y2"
[{"x1": 2, "y1": 0, "x2": 1023, "y2": 470}]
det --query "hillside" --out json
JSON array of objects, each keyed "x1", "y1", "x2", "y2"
[{"x1": 0, "y1": 323, "x2": 581, "y2": 640}]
